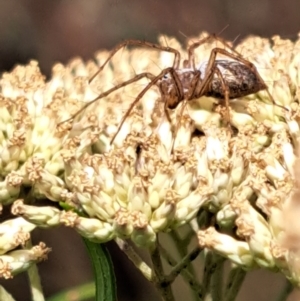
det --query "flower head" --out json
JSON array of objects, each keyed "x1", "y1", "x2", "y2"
[{"x1": 1, "y1": 33, "x2": 300, "y2": 284}]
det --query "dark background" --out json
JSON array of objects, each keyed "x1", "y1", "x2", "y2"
[
  {"x1": 0, "y1": 0, "x2": 299, "y2": 300},
  {"x1": 1, "y1": 0, "x2": 299, "y2": 75}
]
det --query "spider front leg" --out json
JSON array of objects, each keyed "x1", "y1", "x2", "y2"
[
  {"x1": 89, "y1": 39, "x2": 182, "y2": 84},
  {"x1": 110, "y1": 67, "x2": 182, "y2": 145},
  {"x1": 168, "y1": 70, "x2": 202, "y2": 150},
  {"x1": 58, "y1": 72, "x2": 156, "y2": 125},
  {"x1": 161, "y1": 68, "x2": 185, "y2": 122}
]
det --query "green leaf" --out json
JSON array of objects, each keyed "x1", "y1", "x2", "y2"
[{"x1": 83, "y1": 238, "x2": 117, "y2": 301}]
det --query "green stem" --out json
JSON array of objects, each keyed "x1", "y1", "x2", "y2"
[
  {"x1": 202, "y1": 251, "x2": 214, "y2": 301},
  {"x1": 224, "y1": 267, "x2": 246, "y2": 301},
  {"x1": 170, "y1": 230, "x2": 197, "y2": 278},
  {"x1": 114, "y1": 238, "x2": 154, "y2": 282},
  {"x1": 0, "y1": 286, "x2": 15, "y2": 301},
  {"x1": 181, "y1": 228, "x2": 196, "y2": 246},
  {"x1": 25, "y1": 240, "x2": 45, "y2": 301},
  {"x1": 159, "y1": 245, "x2": 203, "y2": 300},
  {"x1": 165, "y1": 247, "x2": 201, "y2": 284},
  {"x1": 276, "y1": 279, "x2": 293, "y2": 301},
  {"x1": 151, "y1": 240, "x2": 175, "y2": 301},
  {"x1": 211, "y1": 256, "x2": 225, "y2": 301}
]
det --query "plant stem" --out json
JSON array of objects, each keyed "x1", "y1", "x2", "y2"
[
  {"x1": 159, "y1": 245, "x2": 203, "y2": 300},
  {"x1": 114, "y1": 238, "x2": 154, "y2": 282},
  {"x1": 165, "y1": 247, "x2": 202, "y2": 284},
  {"x1": 151, "y1": 239, "x2": 175, "y2": 301},
  {"x1": 202, "y1": 252, "x2": 226, "y2": 301},
  {"x1": 25, "y1": 240, "x2": 45, "y2": 301},
  {"x1": 0, "y1": 285, "x2": 18, "y2": 301},
  {"x1": 210, "y1": 256, "x2": 225, "y2": 301},
  {"x1": 170, "y1": 230, "x2": 197, "y2": 277},
  {"x1": 202, "y1": 250, "x2": 214, "y2": 301},
  {"x1": 276, "y1": 279, "x2": 293, "y2": 301},
  {"x1": 224, "y1": 267, "x2": 246, "y2": 301}
]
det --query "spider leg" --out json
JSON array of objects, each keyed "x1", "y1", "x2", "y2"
[
  {"x1": 89, "y1": 39, "x2": 181, "y2": 84},
  {"x1": 170, "y1": 100, "x2": 186, "y2": 151},
  {"x1": 170, "y1": 71, "x2": 201, "y2": 151},
  {"x1": 186, "y1": 34, "x2": 241, "y2": 70},
  {"x1": 187, "y1": 48, "x2": 231, "y2": 123},
  {"x1": 214, "y1": 67, "x2": 231, "y2": 125},
  {"x1": 162, "y1": 68, "x2": 185, "y2": 122},
  {"x1": 110, "y1": 67, "x2": 177, "y2": 144},
  {"x1": 188, "y1": 62, "x2": 232, "y2": 128},
  {"x1": 186, "y1": 71, "x2": 201, "y2": 100},
  {"x1": 58, "y1": 72, "x2": 156, "y2": 126},
  {"x1": 201, "y1": 47, "x2": 287, "y2": 111},
  {"x1": 192, "y1": 48, "x2": 219, "y2": 98}
]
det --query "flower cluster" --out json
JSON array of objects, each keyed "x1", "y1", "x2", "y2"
[{"x1": 0, "y1": 33, "x2": 300, "y2": 283}]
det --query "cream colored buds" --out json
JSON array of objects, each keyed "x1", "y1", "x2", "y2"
[
  {"x1": 1, "y1": 32, "x2": 300, "y2": 285},
  {"x1": 11, "y1": 200, "x2": 61, "y2": 228},
  {"x1": 0, "y1": 242, "x2": 50, "y2": 279},
  {"x1": 0, "y1": 217, "x2": 35, "y2": 255}
]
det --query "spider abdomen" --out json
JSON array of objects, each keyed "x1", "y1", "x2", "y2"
[{"x1": 205, "y1": 60, "x2": 267, "y2": 99}]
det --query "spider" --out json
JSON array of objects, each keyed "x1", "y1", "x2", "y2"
[{"x1": 60, "y1": 35, "x2": 284, "y2": 144}]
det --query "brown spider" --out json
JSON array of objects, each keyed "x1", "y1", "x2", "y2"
[{"x1": 60, "y1": 35, "x2": 283, "y2": 144}]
